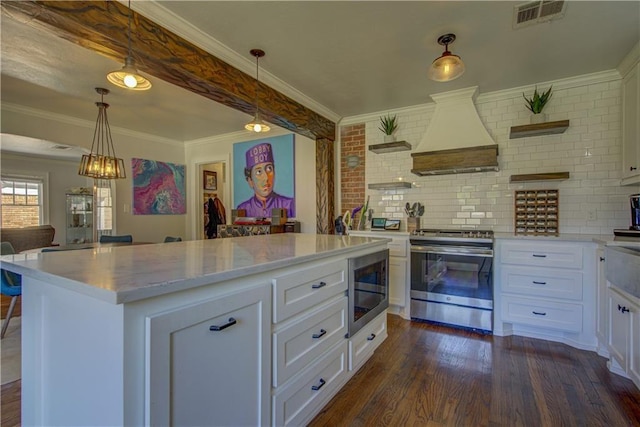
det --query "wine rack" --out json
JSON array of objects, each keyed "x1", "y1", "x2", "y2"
[{"x1": 514, "y1": 189, "x2": 559, "y2": 236}]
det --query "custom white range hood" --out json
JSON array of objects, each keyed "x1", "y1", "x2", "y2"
[{"x1": 411, "y1": 86, "x2": 499, "y2": 176}]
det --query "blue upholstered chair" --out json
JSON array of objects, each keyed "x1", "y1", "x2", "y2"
[
  {"x1": 164, "y1": 236, "x2": 182, "y2": 243},
  {"x1": 1, "y1": 242, "x2": 22, "y2": 339},
  {"x1": 99, "y1": 235, "x2": 133, "y2": 243}
]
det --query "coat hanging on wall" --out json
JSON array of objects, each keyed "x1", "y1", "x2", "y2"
[{"x1": 204, "y1": 196, "x2": 226, "y2": 239}]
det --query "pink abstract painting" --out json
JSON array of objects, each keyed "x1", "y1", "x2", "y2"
[{"x1": 132, "y1": 158, "x2": 186, "y2": 215}]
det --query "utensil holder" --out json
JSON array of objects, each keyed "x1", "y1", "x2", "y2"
[{"x1": 407, "y1": 217, "x2": 420, "y2": 234}]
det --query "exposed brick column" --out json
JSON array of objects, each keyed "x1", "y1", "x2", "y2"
[{"x1": 340, "y1": 124, "x2": 366, "y2": 229}]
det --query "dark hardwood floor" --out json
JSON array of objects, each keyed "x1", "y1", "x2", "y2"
[
  {"x1": 2, "y1": 315, "x2": 639, "y2": 427},
  {"x1": 309, "y1": 315, "x2": 640, "y2": 427}
]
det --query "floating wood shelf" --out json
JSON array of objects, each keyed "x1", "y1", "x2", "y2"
[
  {"x1": 510, "y1": 171, "x2": 570, "y2": 183},
  {"x1": 368, "y1": 141, "x2": 412, "y2": 154},
  {"x1": 368, "y1": 182, "x2": 412, "y2": 190},
  {"x1": 509, "y1": 120, "x2": 570, "y2": 139}
]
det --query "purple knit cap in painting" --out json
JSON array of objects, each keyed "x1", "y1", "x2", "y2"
[{"x1": 245, "y1": 142, "x2": 274, "y2": 170}]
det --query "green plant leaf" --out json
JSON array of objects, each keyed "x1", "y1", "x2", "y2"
[{"x1": 523, "y1": 86, "x2": 553, "y2": 114}]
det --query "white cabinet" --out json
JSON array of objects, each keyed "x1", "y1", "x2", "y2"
[
  {"x1": 607, "y1": 284, "x2": 640, "y2": 389},
  {"x1": 495, "y1": 239, "x2": 597, "y2": 349},
  {"x1": 621, "y1": 62, "x2": 640, "y2": 185},
  {"x1": 349, "y1": 310, "x2": 387, "y2": 371},
  {"x1": 146, "y1": 284, "x2": 271, "y2": 426},
  {"x1": 348, "y1": 231, "x2": 409, "y2": 317},
  {"x1": 596, "y1": 247, "x2": 608, "y2": 353},
  {"x1": 271, "y1": 256, "x2": 388, "y2": 425},
  {"x1": 272, "y1": 259, "x2": 350, "y2": 426}
]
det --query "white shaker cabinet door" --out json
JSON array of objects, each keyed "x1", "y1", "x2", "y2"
[
  {"x1": 146, "y1": 283, "x2": 271, "y2": 427},
  {"x1": 608, "y1": 287, "x2": 630, "y2": 371}
]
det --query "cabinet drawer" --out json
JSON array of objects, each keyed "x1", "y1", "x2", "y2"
[
  {"x1": 273, "y1": 260, "x2": 347, "y2": 322},
  {"x1": 273, "y1": 297, "x2": 347, "y2": 387},
  {"x1": 349, "y1": 311, "x2": 387, "y2": 371},
  {"x1": 501, "y1": 266, "x2": 583, "y2": 300},
  {"x1": 502, "y1": 295, "x2": 582, "y2": 332},
  {"x1": 273, "y1": 341, "x2": 348, "y2": 427},
  {"x1": 500, "y1": 242, "x2": 583, "y2": 269}
]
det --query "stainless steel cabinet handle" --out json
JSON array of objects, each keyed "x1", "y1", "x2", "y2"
[
  {"x1": 311, "y1": 378, "x2": 326, "y2": 391},
  {"x1": 367, "y1": 333, "x2": 376, "y2": 341},
  {"x1": 312, "y1": 329, "x2": 327, "y2": 339},
  {"x1": 532, "y1": 311, "x2": 547, "y2": 316},
  {"x1": 312, "y1": 281, "x2": 327, "y2": 289},
  {"x1": 532, "y1": 281, "x2": 547, "y2": 285},
  {"x1": 209, "y1": 317, "x2": 236, "y2": 331},
  {"x1": 532, "y1": 254, "x2": 547, "y2": 258}
]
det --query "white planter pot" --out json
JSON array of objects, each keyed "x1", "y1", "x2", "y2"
[
  {"x1": 383, "y1": 134, "x2": 396, "y2": 143},
  {"x1": 530, "y1": 113, "x2": 547, "y2": 124}
]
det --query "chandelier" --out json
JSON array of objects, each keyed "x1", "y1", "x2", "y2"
[
  {"x1": 78, "y1": 88, "x2": 126, "y2": 179},
  {"x1": 245, "y1": 49, "x2": 271, "y2": 133}
]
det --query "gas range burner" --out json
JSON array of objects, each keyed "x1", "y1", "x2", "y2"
[{"x1": 411, "y1": 228, "x2": 494, "y2": 243}]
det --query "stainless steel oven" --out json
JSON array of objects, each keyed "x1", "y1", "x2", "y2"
[
  {"x1": 410, "y1": 229, "x2": 493, "y2": 332},
  {"x1": 347, "y1": 249, "x2": 389, "y2": 337}
]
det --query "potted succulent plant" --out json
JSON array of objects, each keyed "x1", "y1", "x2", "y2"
[
  {"x1": 379, "y1": 114, "x2": 399, "y2": 143},
  {"x1": 523, "y1": 86, "x2": 552, "y2": 124}
]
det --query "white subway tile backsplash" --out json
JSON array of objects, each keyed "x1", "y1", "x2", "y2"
[{"x1": 354, "y1": 73, "x2": 640, "y2": 233}]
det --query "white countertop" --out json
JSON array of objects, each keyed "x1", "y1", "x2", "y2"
[
  {"x1": 0, "y1": 234, "x2": 388, "y2": 305},
  {"x1": 494, "y1": 232, "x2": 640, "y2": 248}
]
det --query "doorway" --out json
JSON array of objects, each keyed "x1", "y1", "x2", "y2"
[{"x1": 199, "y1": 161, "x2": 229, "y2": 239}]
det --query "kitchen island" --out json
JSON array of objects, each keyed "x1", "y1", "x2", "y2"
[{"x1": 0, "y1": 233, "x2": 389, "y2": 426}]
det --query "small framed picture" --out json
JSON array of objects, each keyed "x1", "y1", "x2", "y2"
[{"x1": 203, "y1": 171, "x2": 217, "y2": 191}]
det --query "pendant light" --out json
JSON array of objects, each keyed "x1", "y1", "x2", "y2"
[
  {"x1": 245, "y1": 49, "x2": 271, "y2": 133},
  {"x1": 427, "y1": 33, "x2": 465, "y2": 82},
  {"x1": 106, "y1": 0, "x2": 152, "y2": 90},
  {"x1": 78, "y1": 88, "x2": 126, "y2": 179}
]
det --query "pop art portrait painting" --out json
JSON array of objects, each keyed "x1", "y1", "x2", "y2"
[{"x1": 233, "y1": 134, "x2": 295, "y2": 218}]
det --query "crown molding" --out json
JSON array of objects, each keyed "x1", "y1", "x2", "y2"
[
  {"x1": 339, "y1": 69, "x2": 622, "y2": 127},
  {"x1": 476, "y1": 70, "x2": 621, "y2": 104},
  {"x1": 617, "y1": 41, "x2": 640, "y2": 78},
  {"x1": 135, "y1": 1, "x2": 341, "y2": 124},
  {"x1": 339, "y1": 103, "x2": 435, "y2": 127},
  {"x1": 2, "y1": 103, "x2": 183, "y2": 147}
]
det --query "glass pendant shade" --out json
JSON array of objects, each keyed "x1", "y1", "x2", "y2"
[
  {"x1": 428, "y1": 51, "x2": 465, "y2": 82},
  {"x1": 78, "y1": 88, "x2": 126, "y2": 180},
  {"x1": 428, "y1": 33, "x2": 465, "y2": 82},
  {"x1": 107, "y1": 56, "x2": 152, "y2": 90},
  {"x1": 245, "y1": 111, "x2": 271, "y2": 133}
]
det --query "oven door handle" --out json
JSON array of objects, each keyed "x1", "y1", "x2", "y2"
[{"x1": 411, "y1": 245, "x2": 493, "y2": 257}]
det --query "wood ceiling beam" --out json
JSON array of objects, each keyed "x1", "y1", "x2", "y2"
[{"x1": 1, "y1": 0, "x2": 336, "y2": 141}]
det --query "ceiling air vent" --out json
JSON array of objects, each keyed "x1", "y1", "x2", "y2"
[{"x1": 514, "y1": 1, "x2": 566, "y2": 28}]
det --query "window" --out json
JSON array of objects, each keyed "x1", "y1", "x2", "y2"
[
  {"x1": 95, "y1": 180, "x2": 114, "y2": 239},
  {"x1": 1, "y1": 177, "x2": 44, "y2": 228}
]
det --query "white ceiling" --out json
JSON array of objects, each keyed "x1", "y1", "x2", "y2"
[{"x1": 1, "y1": 1, "x2": 639, "y2": 158}]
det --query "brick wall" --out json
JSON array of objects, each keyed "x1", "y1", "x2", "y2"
[
  {"x1": 1, "y1": 194, "x2": 40, "y2": 228},
  {"x1": 340, "y1": 124, "x2": 366, "y2": 228},
  {"x1": 341, "y1": 73, "x2": 640, "y2": 234}
]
